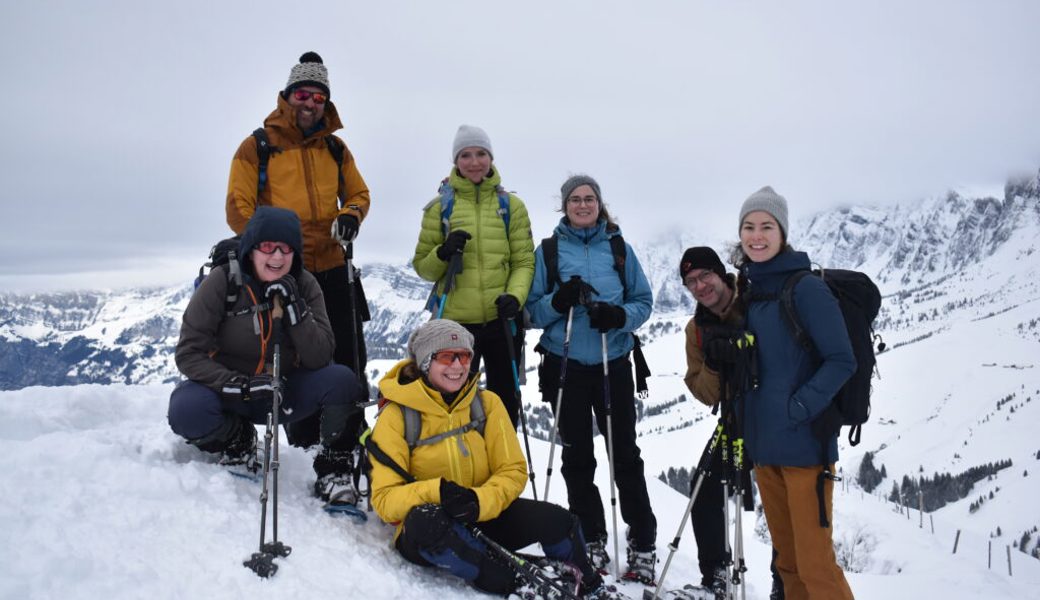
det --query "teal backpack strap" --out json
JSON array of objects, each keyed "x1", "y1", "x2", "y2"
[
  {"x1": 495, "y1": 186, "x2": 511, "y2": 239},
  {"x1": 437, "y1": 179, "x2": 455, "y2": 237}
]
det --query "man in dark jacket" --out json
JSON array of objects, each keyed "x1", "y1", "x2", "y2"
[{"x1": 680, "y1": 246, "x2": 784, "y2": 600}]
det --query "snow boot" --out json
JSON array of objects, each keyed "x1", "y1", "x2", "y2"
[
  {"x1": 586, "y1": 534, "x2": 611, "y2": 574},
  {"x1": 313, "y1": 447, "x2": 366, "y2": 521},
  {"x1": 621, "y1": 544, "x2": 657, "y2": 585}
]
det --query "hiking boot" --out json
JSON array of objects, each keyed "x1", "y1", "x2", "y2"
[
  {"x1": 621, "y1": 545, "x2": 656, "y2": 585},
  {"x1": 708, "y1": 566, "x2": 729, "y2": 599},
  {"x1": 769, "y1": 576, "x2": 785, "y2": 600},
  {"x1": 582, "y1": 580, "x2": 630, "y2": 600},
  {"x1": 586, "y1": 535, "x2": 611, "y2": 573},
  {"x1": 509, "y1": 558, "x2": 581, "y2": 600},
  {"x1": 217, "y1": 420, "x2": 260, "y2": 478},
  {"x1": 314, "y1": 472, "x2": 359, "y2": 506}
]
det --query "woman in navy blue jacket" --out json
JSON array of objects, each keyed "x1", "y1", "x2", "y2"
[
  {"x1": 526, "y1": 174, "x2": 657, "y2": 585},
  {"x1": 734, "y1": 186, "x2": 855, "y2": 599}
]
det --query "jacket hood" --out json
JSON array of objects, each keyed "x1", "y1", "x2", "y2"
[
  {"x1": 238, "y1": 206, "x2": 304, "y2": 279},
  {"x1": 264, "y1": 93, "x2": 344, "y2": 143},
  {"x1": 378, "y1": 359, "x2": 479, "y2": 415}
]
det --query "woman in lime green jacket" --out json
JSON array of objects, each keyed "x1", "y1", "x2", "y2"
[{"x1": 412, "y1": 125, "x2": 535, "y2": 428}]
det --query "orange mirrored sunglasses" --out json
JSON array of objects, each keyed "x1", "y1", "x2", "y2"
[{"x1": 430, "y1": 350, "x2": 473, "y2": 367}]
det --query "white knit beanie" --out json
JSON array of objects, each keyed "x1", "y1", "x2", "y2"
[
  {"x1": 452, "y1": 124, "x2": 493, "y2": 162},
  {"x1": 407, "y1": 319, "x2": 475, "y2": 373},
  {"x1": 738, "y1": 186, "x2": 789, "y2": 238}
]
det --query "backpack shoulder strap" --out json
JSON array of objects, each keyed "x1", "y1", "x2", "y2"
[
  {"x1": 250, "y1": 128, "x2": 278, "y2": 198},
  {"x1": 779, "y1": 270, "x2": 814, "y2": 351},
  {"x1": 470, "y1": 389, "x2": 487, "y2": 437},
  {"x1": 400, "y1": 391, "x2": 488, "y2": 451},
  {"x1": 323, "y1": 135, "x2": 347, "y2": 206},
  {"x1": 607, "y1": 232, "x2": 628, "y2": 294},
  {"x1": 541, "y1": 234, "x2": 561, "y2": 292},
  {"x1": 400, "y1": 404, "x2": 423, "y2": 450},
  {"x1": 495, "y1": 187, "x2": 511, "y2": 239}
]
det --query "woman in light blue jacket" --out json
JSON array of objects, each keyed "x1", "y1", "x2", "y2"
[{"x1": 525, "y1": 174, "x2": 658, "y2": 585}]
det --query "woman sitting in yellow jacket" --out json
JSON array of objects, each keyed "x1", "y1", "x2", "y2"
[{"x1": 368, "y1": 319, "x2": 625, "y2": 599}]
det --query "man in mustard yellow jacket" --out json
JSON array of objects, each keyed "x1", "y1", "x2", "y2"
[{"x1": 226, "y1": 51, "x2": 371, "y2": 449}]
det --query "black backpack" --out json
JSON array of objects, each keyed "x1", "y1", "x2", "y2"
[
  {"x1": 193, "y1": 235, "x2": 245, "y2": 316},
  {"x1": 771, "y1": 268, "x2": 884, "y2": 446},
  {"x1": 539, "y1": 230, "x2": 651, "y2": 396}
]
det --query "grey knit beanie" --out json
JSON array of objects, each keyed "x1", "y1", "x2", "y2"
[
  {"x1": 407, "y1": 319, "x2": 475, "y2": 373},
  {"x1": 738, "y1": 186, "x2": 789, "y2": 238},
  {"x1": 559, "y1": 174, "x2": 602, "y2": 210},
  {"x1": 452, "y1": 125, "x2": 493, "y2": 162},
  {"x1": 284, "y1": 51, "x2": 330, "y2": 97}
]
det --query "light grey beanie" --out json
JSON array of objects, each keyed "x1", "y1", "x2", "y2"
[
  {"x1": 452, "y1": 124, "x2": 494, "y2": 162},
  {"x1": 738, "y1": 186, "x2": 789, "y2": 238},
  {"x1": 407, "y1": 319, "x2": 475, "y2": 373},
  {"x1": 559, "y1": 174, "x2": 602, "y2": 209},
  {"x1": 284, "y1": 51, "x2": 330, "y2": 97}
]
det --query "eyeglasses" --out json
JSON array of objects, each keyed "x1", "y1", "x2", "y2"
[
  {"x1": 291, "y1": 89, "x2": 327, "y2": 104},
  {"x1": 566, "y1": 196, "x2": 598, "y2": 206},
  {"x1": 684, "y1": 270, "x2": 716, "y2": 289},
  {"x1": 430, "y1": 350, "x2": 473, "y2": 367},
  {"x1": 255, "y1": 241, "x2": 295, "y2": 255}
]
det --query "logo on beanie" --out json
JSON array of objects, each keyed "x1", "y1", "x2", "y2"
[{"x1": 450, "y1": 334, "x2": 458, "y2": 341}]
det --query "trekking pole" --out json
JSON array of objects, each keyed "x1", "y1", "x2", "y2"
[
  {"x1": 651, "y1": 422, "x2": 726, "y2": 600},
  {"x1": 468, "y1": 524, "x2": 582, "y2": 600},
  {"x1": 436, "y1": 252, "x2": 464, "y2": 319},
  {"x1": 502, "y1": 317, "x2": 538, "y2": 501},
  {"x1": 243, "y1": 295, "x2": 292, "y2": 577},
  {"x1": 543, "y1": 301, "x2": 576, "y2": 500},
  {"x1": 341, "y1": 240, "x2": 369, "y2": 399},
  {"x1": 601, "y1": 331, "x2": 621, "y2": 581}
]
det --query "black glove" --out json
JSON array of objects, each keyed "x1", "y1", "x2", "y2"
[
  {"x1": 587, "y1": 302, "x2": 626, "y2": 333},
  {"x1": 263, "y1": 275, "x2": 308, "y2": 326},
  {"x1": 704, "y1": 336, "x2": 740, "y2": 372},
  {"x1": 331, "y1": 214, "x2": 360, "y2": 243},
  {"x1": 495, "y1": 294, "x2": 521, "y2": 320},
  {"x1": 436, "y1": 230, "x2": 472, "y2": 261},
  {"x1": 440, "y1": 479, "x2": 480, "y2": 523},
  {"x1": 550, "y1": 277, "x2": 595, "y2": 314},
  {"x1": 811, "y1": 403, "x2": 843, "y2": 441},
  {"x1": 220, "y1": 374, "x2": 250, "y2": 404},
  {"x1": 246, "y1": 373, "x2": 277, "y2": 405}
]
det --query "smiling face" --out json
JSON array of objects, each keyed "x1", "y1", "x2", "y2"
[
  {"x1": 425, "y1": 347, "x2": 472, "y2": 393},
  {"x1": 740, "y1": 210, "x2": 784, "y2": 263},
  {"x1": 564, "y1": 184, "x2": 601, "y2": 228},
  {"x1": 286, "y1": 85, "x2": 326, "y2": 132},
  {"x1": 684, "y1": 269, "x2": 733, "y2": 314},
  {"x1": 250, "y1": 242, "x2": 294, "y2": 283},
  {"x1": 454, "y1": 147, "x2": 492, "y2": 184}
]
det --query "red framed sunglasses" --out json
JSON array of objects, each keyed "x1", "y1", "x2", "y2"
[
  {"x1": 291, "y1": 89, "x2": 327, "y2": 104},
  {"x1": 430, "y1": 350, "x2": 473, "y2": 367},
  {"x1": 255, "y1": 241, "x2": 294, "y2": 255}
]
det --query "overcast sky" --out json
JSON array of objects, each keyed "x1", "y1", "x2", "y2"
[{"x1": 2, "y1": 0, "x2": 1038, "y2": 292}]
